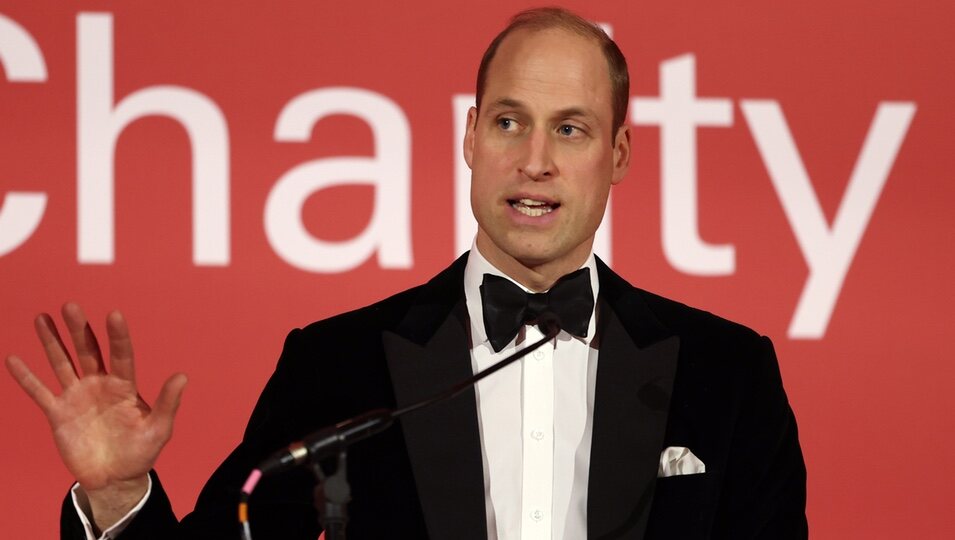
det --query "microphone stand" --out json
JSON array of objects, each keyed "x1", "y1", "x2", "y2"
[
  {"x1": 243, "y1": 315, "x2": 561, "y2": 540},
  {"x1": 310, "y1": 453, "x2": 349, "y2": 540}
]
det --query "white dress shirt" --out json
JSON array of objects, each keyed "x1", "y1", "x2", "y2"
[{"x1": 464, "y1": 244, "x2": 600, "y2": 540}]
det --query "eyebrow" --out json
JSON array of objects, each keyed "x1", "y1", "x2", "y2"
[
  {"x1": 487, "y1": 98, "x2": 526, "y2": 112},
  {"x1": 487, "y1": 98, "x2": 597, "y2": 122},
  {"x1": 554, "y1": 107, "x2": 593, "y2": 121}
]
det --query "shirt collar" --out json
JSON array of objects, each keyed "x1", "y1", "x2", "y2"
[{"x1": 464, "y1": 240, "x2": 600, "y2": 350}]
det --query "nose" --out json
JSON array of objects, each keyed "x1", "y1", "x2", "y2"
[{"x1": 519, "y1": 128, "x2": 556, "y2": 181}]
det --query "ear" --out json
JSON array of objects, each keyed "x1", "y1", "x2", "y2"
[
  {"x1": 611, "y1": 125, "x2": 631, "y2": 185},
  {"x1": 463, "y1": 106, "x2": 478, "y2": 169}
]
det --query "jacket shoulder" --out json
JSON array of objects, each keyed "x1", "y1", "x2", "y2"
[
  {"x1": 296, "y1": 253, "x2": 468, "y2": 345},
  {"x1": 597, "y1": 259, "x2": 765, "y2": 350},
  {"x1": 636, "y1": 287, "x2": 764, "y2": 346}
]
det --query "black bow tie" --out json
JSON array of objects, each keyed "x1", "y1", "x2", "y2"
[{"x1": 479, "y1": 268, "x2": 595, "y2": 353}]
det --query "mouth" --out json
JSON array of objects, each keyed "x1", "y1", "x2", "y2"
[{"x1": 508, "y1": 197, "x2": 560, "y2": 217}]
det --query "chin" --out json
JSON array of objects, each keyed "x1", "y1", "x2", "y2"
[
  {"x1": 479, "y1": 229, "x2": 574, "y2": 268},
  {"x1": 510, "y1": 246, "x2": 562, "y2": 268}
]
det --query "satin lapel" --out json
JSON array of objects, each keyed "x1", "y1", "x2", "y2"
[
  {"x1": 383, "y1": 300, "x2": 488, "y2": 540},
  {"x1": 588, "y1": 295, "x2": 680, "y2": 540}
]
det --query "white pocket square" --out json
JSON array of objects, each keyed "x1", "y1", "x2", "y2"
[{"x1": 657, "y1": 446, "x2": 706, "y2": 477}]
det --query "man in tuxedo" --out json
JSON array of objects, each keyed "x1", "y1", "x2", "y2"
[{"x1": 6, "y1": 7, "x2": 806, "y2": 539}]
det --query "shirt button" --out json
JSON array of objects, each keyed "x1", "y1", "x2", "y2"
[
  {"x1": 533, "y1": 349, "x2": 544, "y2": 360},
  {"x1": 531, "y1": 429, "x2": 545, "y2": 441},
  {"x1": 530, "y1": 509, "x2": 544, "y2": 522}
]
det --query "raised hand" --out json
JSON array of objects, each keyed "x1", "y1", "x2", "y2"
[{"x1": 5, "y1": 303, "x2": 187, "y2": 530}]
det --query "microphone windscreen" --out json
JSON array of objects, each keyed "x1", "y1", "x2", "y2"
[{"x1": 536, "y1": 311, "x2": 561, "y2": 336}]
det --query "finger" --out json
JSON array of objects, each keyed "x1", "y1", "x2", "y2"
[
  {"x1": 62, "y1": 303, "x2": 106, "y2": 376},
  {"x1": 151, "y1": 373, "x2": 188, "y2": 428},
  {"x1": 105, "y1": 310, "x2": 136, "y2": 383},
  {"x1": 5, "y1": 355, "x2": 57, "y2": 414},
  {"x1": 34, "y1": 313, "x2": 79, "y2": 389}
]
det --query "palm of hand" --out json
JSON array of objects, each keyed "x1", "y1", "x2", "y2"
[{"x1": 50, "y1": 374, "x2": 165, "y2": 491}]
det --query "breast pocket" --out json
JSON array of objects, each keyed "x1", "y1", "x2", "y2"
[{"x1": 644, "y1": 471, "x2": 720, "y2": 540}]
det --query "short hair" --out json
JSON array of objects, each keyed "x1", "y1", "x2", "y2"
[{"x1": 475, "y1": 7, "x2": 630, "y2": 134}]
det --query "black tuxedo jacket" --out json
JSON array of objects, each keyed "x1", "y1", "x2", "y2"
[{"x1": 62, "y1": 254, "x2": 806, "y2": 539}]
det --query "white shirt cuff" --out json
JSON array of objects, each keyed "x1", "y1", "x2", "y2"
[{"x1": 70, "y1": 475, "x2": 153, "y2": 540}]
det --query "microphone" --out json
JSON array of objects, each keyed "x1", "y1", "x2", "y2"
[
  {"x1": 258, "y1": 408, "x2": 394, "y2": 475},
  {"x1": 254, "y1": 312, "x2": 563, "y2": 476}
]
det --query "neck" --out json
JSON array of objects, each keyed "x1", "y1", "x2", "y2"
[{"x1": 475, "y1": 235, "x2": 591, "y2": 292}]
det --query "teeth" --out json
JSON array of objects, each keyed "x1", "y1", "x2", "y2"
[
  {"x1": 517, "y1": 206, "x2": 551, "y2": 217},
  {"x1": 511, "y1": 199, "x2": 554, "y2": 217}
]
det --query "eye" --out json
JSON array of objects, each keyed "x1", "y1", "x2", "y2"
[
  {"x1": 558, "y1": 124, "x2": 582, "y2": 137},
  {"x1": 497, "y1": 117, "x2": 517, "y2": 131}
]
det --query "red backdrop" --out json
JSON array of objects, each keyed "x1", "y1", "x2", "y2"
[{"x1": 2, "y1": 1, "x2": 953, "y2": 537}]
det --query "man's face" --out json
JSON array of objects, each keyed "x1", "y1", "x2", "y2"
[{"x1": 464, "y1": 27, "x2": 630, "y2": 286}]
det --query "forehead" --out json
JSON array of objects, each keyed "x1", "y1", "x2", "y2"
[{"x1": 482, "y1": 27, "x2": 613, "y2": 118}]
